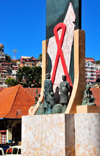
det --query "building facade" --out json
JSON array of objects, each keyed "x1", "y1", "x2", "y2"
[
  {"x1": 0, "y1": 44, "x2": 5, "y2": 61},
  {"x1": 85, "y1": 58, "x2": 100, "y2": 83},
  {"x1": 20, "y1": 56, "x2": 41, "y2": 68}
]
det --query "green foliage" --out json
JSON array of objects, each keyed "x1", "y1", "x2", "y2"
[
  {"x1": 22, "y1": 82, "x2": 28, "y2": 88},
  {"x1": 95, "y1": 60, "x2": 100, "y2": 64},
  {"x1": 16, "y1": 66, "x2": 42, "y2": 87},
  {"x1": 38, "y1": 54, "x2": 42, "y2": 60},
  {"x1": 5, "y1": 78, "x2": 19, "y2": 87},
  {"x1": 16, "y1": 68, "x2": 23, "y2": 82},
  {"x1": 32, "y1": 66, "x2": 42, "y2": 87}
]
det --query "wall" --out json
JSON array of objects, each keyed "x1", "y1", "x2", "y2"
[{"x1": 91, "y1": 88, "x2": 100, "y2": 106}]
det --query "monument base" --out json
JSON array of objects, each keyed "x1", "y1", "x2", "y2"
[
  {"x1": 75, "y1": 113, "x2": 100, "y2": 156},
  {"x1": 22, "y1": 113, "x2": 100, "y2": 156},
  {"x1": 22, "y1": 114, "x2": 75, "y2": 156},
  {"x1": 77, "y1": 105, "x2": 100, "y2": 113}
]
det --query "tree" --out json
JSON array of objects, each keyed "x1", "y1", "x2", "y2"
[
  {"x1": 38, "y1": 54, "x2": 42, "y2": 60},
  {"x1": 22, "y1": 66, "x2": 33, "y2": 87},
  {"x1": 32, "y1": 66, "x2": 42, "y2": 87},
  {"x1": 95, "y1": 60, "x2": 100, "y2": 64},
  {"x1": 16, "y1": 66, "x2": 42, "y2": 87},
  {"x1": 5, "y1": 78, "x2": 19, "y2": 87},
  {"x1": 16, "y1": 68, "x2": 23, "y2": 82}
]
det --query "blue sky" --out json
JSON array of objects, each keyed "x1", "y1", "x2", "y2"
[
  {"x1": 0, "y1": 0, "x2": 100, "y2": 60},
  {"x1": 82, "y1": 0, "x2": 100, "y2": 61}
]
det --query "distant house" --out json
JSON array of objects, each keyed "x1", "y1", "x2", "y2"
[
  {"x1": 85, "y1": 57, "x2": 95, "y2": 63},
  {"x1": 36, "y1": 61, "x2": 42, "y2": 67},
  {"x1": 85, "y1": 57, "x2": 100, "y2": 84},
  {"x1": 0, "y1": 84, "x2": 35, "y2": 144},
  {"x1": 20, "y1": 56, "x2": 41, "y2": 68},
  {"x1": 85, "y1": 61, "x2": 96, "y2": 83}
]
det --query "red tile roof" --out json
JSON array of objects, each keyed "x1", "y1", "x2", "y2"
[
  {"x1": 0, "y1": 84, "x2": 35, "y2": 118},
  {"x1": 25, "y1": 88, "x2": 41, "y2": 98},
  {"x1": 0, "y1": 88, "x2": 5, "y2": 93}
]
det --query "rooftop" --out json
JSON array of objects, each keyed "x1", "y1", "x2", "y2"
[{"x1": 0, "y1": 84, "x2": 35, "y2": 118}]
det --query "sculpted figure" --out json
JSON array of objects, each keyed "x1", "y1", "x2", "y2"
[
  {"x1": 60, "y1": 75, "x2": 70, "y2": 112},
  {"x1": 43, "y1": 73, "x2": 55, "y2": 114},
  {"x1": 36, "y1": 101, "x2": 44, "y2": 115},
  {"x1": 82, "y1": 84, "x2": 96, "y2": 106},
  {"x1": 36, "y1": 73, "x2": 56, "y2": 115}
]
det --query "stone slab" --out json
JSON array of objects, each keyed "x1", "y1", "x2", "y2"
[
  {"x1": 77, "y1": 105, "x2": 100, "y2": 114},
  {"x1": 22, "y1": 113, "x2": 100, "y2": 156},
  {"x1": 22, "y1": 114, "x2": 75, "y2": 156},
  {"x1": 75, "y1": 113, "x2": 100, "y2": 156}
]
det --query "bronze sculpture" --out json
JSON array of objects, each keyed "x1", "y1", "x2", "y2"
[
  {"x1": 43, "y1": 73, "x2": 55, "y2": 114},
  {"x1": 36, "y1": 74, "x2": 71, "y2": 115},
  {"x1": 82, "y1": 84, "x2": 96, "y2": 106},
  {"x1": 36, "y1": 101, "x2": 44, "y2": 115},
  {"x1": 59, "y1": 75, "x2": 70, "y2": 112},
  {"x1": 36, "y1": 73, "x2": 56, "y2": 115}
]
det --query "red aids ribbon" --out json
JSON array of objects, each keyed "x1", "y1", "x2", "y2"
[{"x1": 51, "y1": 23, "x2": 73, "y2": 87}]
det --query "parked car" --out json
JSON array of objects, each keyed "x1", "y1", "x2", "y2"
[
  {"x1": 0, "y1": 147, "x2": 5, "y2": 156},
  {"x1": 6, "y1": 146, "x2": 21, "y2": 156}
]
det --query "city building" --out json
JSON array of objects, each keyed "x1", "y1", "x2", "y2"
[
  {"x1": 0, "y1": 44, "x2": 5, "y2": 61},
  {"x1": 85, "y1": 57, "x2": 100, "y2": 84},
  {"x1": 85, "y1": 60, "x2": 96, "y2": 83},
  {"x1": 20, "y1": 56, "x2": 41, "y2": 68},
  {"x1": 85, "y1": 57, "x2": 95, "y2": 63}
]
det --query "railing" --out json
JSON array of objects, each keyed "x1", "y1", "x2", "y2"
[
  {"x1": 85, "y1": 69, "x2": 96, "y2": 72},
  {"x1": 85, "y1": 75, "x2": 96, "y2": 78},
  {"x1": 85, "y1": 72, "x2": 96, "y2": 75}
]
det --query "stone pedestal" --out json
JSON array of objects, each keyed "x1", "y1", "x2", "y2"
[
  {"x1": 22, "y1": 113, "x2": 100, "y2": 156},
  {"x1": 77, "y1": 105, "x2": 100, "y2": 113},
  {"x1": 22, "y1": 114, "x2": 75, "y2": 156},
  {"x1": 75, "y1": 113, "x2": 100, "y2": 156}
]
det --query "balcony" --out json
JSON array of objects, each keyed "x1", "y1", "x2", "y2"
[
  {"x1": 85, "y1": 68, "x2": 96, "y2": 72},
  {"x1": 85, "y1": 75, "x2": 96, "y2": 78},
  {"x1": 85, "y1": 72, "x2": 96, "y2": 75}
]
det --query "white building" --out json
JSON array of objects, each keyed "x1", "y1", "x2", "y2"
[{"x1": 85, "y1": 61, "x2": 97, "y2": 83}]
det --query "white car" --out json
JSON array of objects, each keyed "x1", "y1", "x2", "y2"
[
  {"x1": 6, "y1": 146, "x2": 21, "y2": 156},
  {"x1": 0, "y1": 148, "x2": 5, "y2": 156}
]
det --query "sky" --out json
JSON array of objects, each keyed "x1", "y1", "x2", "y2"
[{"x1": 0, "y1": 0, "x2": 100, "y2": 60}]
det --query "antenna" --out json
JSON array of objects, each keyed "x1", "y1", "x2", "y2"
[{"x1": 13, "y1": 49, "x2": 17, "y2": 60}]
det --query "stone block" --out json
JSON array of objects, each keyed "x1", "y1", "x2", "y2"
[
  {"x1": 22, "y1": 114, "x2": 75, "y2": 156},
  {"x1": 77, "y1": 105, "x2": 100, "y2": 114}
]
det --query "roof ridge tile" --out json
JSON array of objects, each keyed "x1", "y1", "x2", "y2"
[
  {"x1": 19, "y1": 85, "x2": 35, "y2": 102},
  {"x1": 5, "y1": 85, "x2": 20, "y2": 117}
]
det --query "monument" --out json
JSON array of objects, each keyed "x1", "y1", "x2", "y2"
[
  {"x1": 22, "y1": 0, "x2": 100, "y2": 155},
  {"x1": 36, "y1": 73, "x2": 56, "y2": 115},
  {"x1": 82, "y1": 84, "x2": 96, "y2": 106}
]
